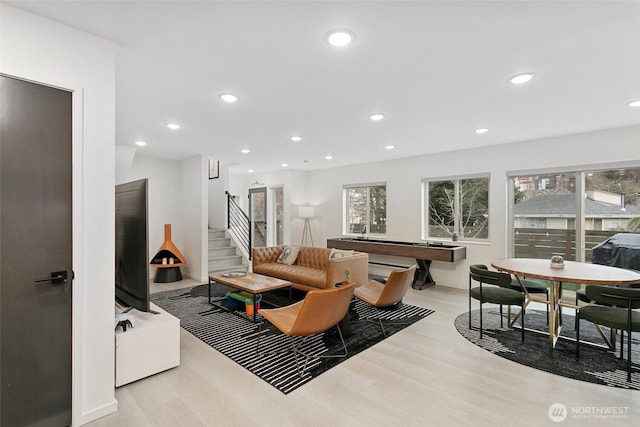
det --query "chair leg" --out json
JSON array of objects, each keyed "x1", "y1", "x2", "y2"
[
  {"x1": 290, "y1": 324, "x2": 349, "y2": 378},
  {"x1": 576, "y1": 311, "x2": 580, "y2": 359},
  {"x1": 627, "y1": 329, "x2": 632, "y2": 382},
  {"x1": 620, "y1": 329, "x2": 624, "y2": 359},
  {"x1": 479, "y1": 302, "x2": 483, "y2": 339},
  {"x1": 499, "y1": 304, "x2": 503, "y2": 328},
  {"x1": 574, "y1": 293, "x2": 578, "y2": 331},
  {"x1": 521, "y1": 306, "x2": 525, "y2": 343},
  {"x1": 381, "y1": 301, "x2": 412, "y2": 336},
  {"x1": 468, "y1": 295, "x2": 471, "y2": 329}
]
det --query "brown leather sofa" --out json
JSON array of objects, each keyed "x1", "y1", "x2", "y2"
[{"x1": 252, "y1": 246, "x2": 369, "y2": 292}]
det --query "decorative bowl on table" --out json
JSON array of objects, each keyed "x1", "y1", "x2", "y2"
[
  {"x1": 550, "y1": 255, "x2": 565, "y2": 269},
  {"x1": 222, "y1": 272, "x2": 246, "y2": 277}
]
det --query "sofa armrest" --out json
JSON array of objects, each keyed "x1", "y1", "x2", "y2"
[{"x1": 326, "y1": 252, "x2": 369, "y2": 287}]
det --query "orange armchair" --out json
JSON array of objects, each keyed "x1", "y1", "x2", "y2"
[
  {"x1": 257, "y1": 283, "x2": 355, "y2": 377},
  {"x1": 353, "y1": 265, "x2": 417, "y2": 336}
]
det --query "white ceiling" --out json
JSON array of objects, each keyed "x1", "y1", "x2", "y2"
[{"x1": 7, "y1": 1, "x2": 640, "y2": 174}]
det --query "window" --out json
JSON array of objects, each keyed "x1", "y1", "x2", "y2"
[
  {"x1": 424, "y1": 175, "x2": 489, "y2": 240},
  {"x1": 344, "y1": 183, "x2": 386, "y2": 235},
  {"x1": 510, "y1": 165, "x2": 640, "y2": 261}
]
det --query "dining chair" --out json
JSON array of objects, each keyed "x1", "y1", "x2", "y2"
[
  {"x1": 469, "y1": 264, "x2": 526, "y2": 342},
  {"x1": 352, "y1": 265, "x2": 417, "y2": 336},
  {"x1": 576, "y1": 285, "x2": 640, "y2": 381},
  {"x1": 256, "y1": 283, "x2": 355, "y2": 377},
  {"x1": 574, "y1": 283, "x2": 640, "y2": 330}
]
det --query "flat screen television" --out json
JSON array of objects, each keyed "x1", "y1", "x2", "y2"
[{"x1": 115, "y1": 178, "x2": 150, "y2": 312}]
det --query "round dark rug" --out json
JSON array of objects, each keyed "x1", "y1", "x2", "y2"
[{"x1": 455, "y1": 308, "x2": 640, "y2": 390}]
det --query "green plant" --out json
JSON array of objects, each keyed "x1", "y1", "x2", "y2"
[
  {"x1": 345, "y1": 269, "x2": 350, "y2": 283},
  {"x1": 627, "y1": 216, "x2": 640, "y2": 232}
]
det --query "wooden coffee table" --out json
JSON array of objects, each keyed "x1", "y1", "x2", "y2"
[{"x1": 208, "y1": 272, "x2": 291, "y2": 322}]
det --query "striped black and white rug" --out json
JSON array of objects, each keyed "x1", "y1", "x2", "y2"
[{"x1": 152, "y1": 284, "x2": 434, "y2": 394}]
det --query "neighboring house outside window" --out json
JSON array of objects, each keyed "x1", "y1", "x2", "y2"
[
  {"x1": 510, "y1": 166, "x2": 640, "y2": 261},
  {"x1": 343, "y1": 183, "x2": 386, "y2": 236}
]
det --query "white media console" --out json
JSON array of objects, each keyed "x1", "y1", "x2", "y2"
[{"x1": 115, "y1": 302, "x2": 180, "y2": 387}]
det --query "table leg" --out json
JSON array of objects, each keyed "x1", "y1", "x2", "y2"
[
  {"x1": 549, "y1": 280, "x2": 562, "y2": 349},
  {"x1": 253, "y1": 293, "x2": 257, "y2": 323},
  {"x1": 412, "y1": 259, "x2": 435, "y2": 290}
]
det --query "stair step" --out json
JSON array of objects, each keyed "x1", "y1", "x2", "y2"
[
  {"x1": 208, "y1": 264, "x2": 249, "y2": 276},
  {"x1": 207, "y1": 229, "x2": 249, "y2": 276},
  {"x1": 208, "y1": 247, "x2": 236, "y2": 257},
  {"x1": 208, "y1": 255, "x2": 242, "y2": 269},
  {"x1": 208, "y1": 237, "x2": 231, "y2": 248},
  {"x1": 208, "y1": 229, "x2": 226, "y2": 238}
]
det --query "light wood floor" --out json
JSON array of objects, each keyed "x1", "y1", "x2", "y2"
[{"x1": 89, "y1": 280, "x2": 639, "y2": 427}]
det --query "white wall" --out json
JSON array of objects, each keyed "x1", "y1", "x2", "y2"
[
  {"x1": 117, "y1": 153, "x2": 183, "y2": 267},
  {"x1": 1, "y1": 4, "x2": 117, "y2": 425},
  {"x1": 119, "y1": 153, "x2": 209, "y2": 282},
  {"x1": 207, "y1": 161, "x2": 227, "y2": 229},
  {"x1": 180, "y1": 156, "x2": 208, "y2": 281},
  {"x1": 307, "y1": 125, "x2": 640, "y2": 289}
]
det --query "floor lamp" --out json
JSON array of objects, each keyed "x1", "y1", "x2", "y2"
[{"x1": 299, "y1": 207, "x2": 314, "y2": 247}]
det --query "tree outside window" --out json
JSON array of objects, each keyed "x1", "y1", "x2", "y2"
[
  {"x1": 345, "y1": 184, "x2": 386, "y2": 235},
  {"x1": 426, "y1": 176, "x2": 489, "y2": 240}
]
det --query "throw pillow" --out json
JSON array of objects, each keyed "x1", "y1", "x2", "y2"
[
  {"x1": 277, "y1": 246, "x2": 300, "y2": 265},
  {"x1": 329, "y1": 248, "x2": 354, "y2": 259}
]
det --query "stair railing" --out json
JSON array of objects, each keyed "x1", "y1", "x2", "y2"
[{"x1": 226, "y1": 191, "x2": 252, "y2": 260}]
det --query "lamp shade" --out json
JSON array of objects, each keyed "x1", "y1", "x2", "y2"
[{"x1": 298, "y1": 206, "x2": 315, "y2": 218}]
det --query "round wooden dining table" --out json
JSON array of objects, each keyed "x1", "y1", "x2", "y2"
[{"x1": 491, "y1": 258, "x2": 640, "y2": 349}]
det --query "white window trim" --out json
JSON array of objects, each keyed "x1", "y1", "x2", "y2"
[
  {"x1": 342, "y1": 182, "x2": 387, "y2": 237},
  {"x1": 422, "y1": 173, "x2": 490, "y2": 242}
]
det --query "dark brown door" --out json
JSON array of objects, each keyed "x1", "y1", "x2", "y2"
[{"x1": 0, "y1": 75, "x2": 73, "y2": 426}]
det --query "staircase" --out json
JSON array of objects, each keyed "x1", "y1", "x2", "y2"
[{"x1": 208, "y1": 228, "x2": 248, "y2": 275}]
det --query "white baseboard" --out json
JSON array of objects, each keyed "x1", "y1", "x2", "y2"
[{"x1": 80, "y1": 398, "x2": 118, "y2": 426}]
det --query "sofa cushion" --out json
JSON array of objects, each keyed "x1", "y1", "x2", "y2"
[
  {"x1": 295, "y1": 247, "x2": 331, "y2": 270},
  {"x1": 277, "y1": 246, "x2": 300, "y2": 265},
  {"x1": 253, "y1": 263, "x2": 326, "y2": 289}
]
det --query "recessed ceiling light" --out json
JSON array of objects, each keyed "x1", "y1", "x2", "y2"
[
  {"x1": 166, "y1": 123, "x2": 181, "y2": 130},
  {"x1": 369, "y1": 113, "x2": 385, "y2": 121},
  {"x1": 219, "y1": 93, "x2": 238, "y2": 103},
  {"x1": 324, "y1": 155, "x2": 333, "y2": 160},
  {"x1": 134, "y1": 140, "x2": 147, "y2": 147},
  {"x1": 290, "y1": 136, "x2": 302, "y2": 142},
  {"x1": 384, "y1": 145, "x2": 395, "y2": 150},
  {"x1": 475, "y1": 128, "x2": 489, "y2": 134},
  {"x1": 509, "y1": 73, "x2": 535, "y2": 85},
  {"x1": 628, "y1": 100, "x2": 640, "y2": 107},
  {"x1": 326, "y1": 29, "x2": 355, "y2": 47},
  {"x1": 248, "y1": 169, "x2": 254, "y2": 173},
  {"x1": 281, "y1": 163, "x2": 288, "y2": 167},
  {"x1": 241, "y1": 149, "x2": 250, "y2": 154}
]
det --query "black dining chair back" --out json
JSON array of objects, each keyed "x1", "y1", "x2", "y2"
[
  {"x1": 577, "y1": 285, "x2": 640, "y2": 382},
  {"x1": 584, "y1": 285, "x2": 640, "y2": 309},
  {"x1": 469, "y1": 264, "x2": 512, "y2": 288},
  {"x1": 469, "y1": 264, "x2": 526, "y2": 342}
]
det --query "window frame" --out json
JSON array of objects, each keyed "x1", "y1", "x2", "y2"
[
  {"x1": 507, "y1": 161, "x2": 640, "y2": 261},
  {"x1": 422, "y1": 173, "x2": 490, "y2": 242},
  {"x1": 343, "y1": 182, "x2": 387, "y2": 237}
]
